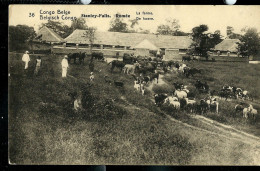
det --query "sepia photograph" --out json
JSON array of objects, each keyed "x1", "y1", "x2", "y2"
[{"x1": 8, "y1": 5, "x2": 260, "y2": 165}]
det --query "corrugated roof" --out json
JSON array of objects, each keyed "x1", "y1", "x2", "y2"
[
  {"x1": 131, "y1": 39, "x2": 158, "y2": 50},
  {"x1": 214, "y1": 39, "x2": 240, "y2": 52},
  {"x1": 37, "y1": 26, "x2": 64, "y2": 42},
  {"x1": 65, "y1": 29, "x2": 192, "y2": 49}
]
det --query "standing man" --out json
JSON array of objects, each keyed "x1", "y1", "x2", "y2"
[
  {"x1": 89, "y1": 60, "x2": 94, "y2": 72},
  {"x1": 61, "y1": 55, "x2": 69, "y2": 78},
  {"x1": 22, "y1": 51, "x2": 30, "y2": 70},
  {"x1": 34, "y1": 56, "x2": 42, "y2": 76}
]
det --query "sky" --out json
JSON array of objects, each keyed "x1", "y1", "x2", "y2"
[{"x1": 9, "y1": 5, "x2": 260, "y2": 37}]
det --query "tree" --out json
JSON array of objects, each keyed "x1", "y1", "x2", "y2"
[
  {"x1": 156, "y1": 18, "x2": 187, "y2": 36},
  {"x1": 40, "y1": 20, "x2": 70, "y2": 38},
  {"x1": 9, "y1": 25, "x2": 36, "y2": 51},
  {"x1": 226, "y1": 26, "x2": 241, "y2": 39},
  {"x1": 71, "y1": 18, "x2": 87, "y2": 31},
  {"x1": 129, "y1": 18, "x2": 139, "y2": 29},
  {"x1": 237, "y1": 27, "x2": 260, "y2": 57},
  {"x1": 83, "y1": 27, "x2": 97, "y2": 59},
  {"x1": 189, "y1": 25, "x2": 222, "y2": 58},
  {"x1": 108, "y1": 14, "x2": 128, "y2": 33}
]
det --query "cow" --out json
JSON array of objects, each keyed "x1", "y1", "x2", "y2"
[
  {"x1": 184, "y1": 98, "x2": 197, "y2": 113},
  {"x1": 108, "y1": 60, "x2": 126, "y2": 73},
  {"x1": 154, "y1": 93, "x2": 168, "y2": 106},
  {"x1": 174, "y1": 90, "x2": 188, "y2": 99},
  {"x1": 114, "y1": 81, "x2": 124, "y2": 87},
  {"x1": 149, "y1": 72, "x2": 159, "y2": 84},
  {"x1": 173, "y1": 82, "x2": 184, "y2": 90},
  {"x1": 123, "y1": 53, "x2": 135, "y2": 64},
  {"x1": 182, "y1": 55, "x2": 191, "y2": 62},
  {"x1": 134, "y1": 80, "x2": 141, "y2": 91},
  {"x1": 91, "y1": 52, "x2": 104, "y2": 61}
]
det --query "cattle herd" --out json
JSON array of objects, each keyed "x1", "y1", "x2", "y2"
[{"x1": 68, "y1": 52, "x2": 257, "y2": 120}]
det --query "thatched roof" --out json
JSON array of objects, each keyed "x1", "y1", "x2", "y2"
[
  {"x1": 214, "y1": 39, "x2": 240, "y2": 52},
  {"x1": 65, "y1": 29, "x2": 192, "y2": 49},
  {"x1": 131, "y1": 39, "x2": 158, "y2": 50},
  {"x1": 37, "y1": 26, "x2": 64, "y2": 43}
]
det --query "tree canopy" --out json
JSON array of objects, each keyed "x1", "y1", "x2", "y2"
[
  {"x1": 108, "y1": 14, "x2": 129, "y2": 33},
  {"x1": 237, "y1": 27, "x2": 260, "y2": 57},
  {"x1": 9, "y1": 25, "x2": 36, "y2": 51},
  {"x1": 188, "y1": 25, "x2": 223, "y2": 57},
  {"x1": 156, "y1": 18, "x2": 188, "y2": 36}
]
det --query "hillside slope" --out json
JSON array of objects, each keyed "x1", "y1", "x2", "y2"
[{"x1": 8, "y1": 53, "x2": 260, "y2": 165}]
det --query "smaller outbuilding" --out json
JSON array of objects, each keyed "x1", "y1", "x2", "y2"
[
  {"x1": 36, "y1": 26, "x2": 64, "y2": 43},
  {"x1": 213, "y1": 39, "x2": 240, "y2": 57},
  {"x1": 131, "y1": 39, "x2": 158, "y2": 56}
]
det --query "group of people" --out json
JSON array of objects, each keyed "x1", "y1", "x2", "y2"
[
  {"x1": 21, "y1": 52, "x2": 95, "y2": 81},
  {"x1": 22, "y1": 51, "x2": 42, "y2": 76}
]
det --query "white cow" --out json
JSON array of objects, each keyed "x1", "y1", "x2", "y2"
[
  {"x1": 134, "y1": 80, "x2": 140, "y2": 91},
  {"x1": 174, "y1": 90, "x2": 187, "y2": 99}
]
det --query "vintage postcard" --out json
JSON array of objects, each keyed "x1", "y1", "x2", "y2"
[{"x1": 8, "y1": 5, "x2": 260, "y2": 165}]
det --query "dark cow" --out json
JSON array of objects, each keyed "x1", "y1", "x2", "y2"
[
  {"x1": 108, "y1": 60, "x2": 126, "y2": 73},
  {"x1": 91, "y1": 52, "x2": 104, "y2": 61},
  {"x1": 218, "y1": 90, "x2": 233, "y2": 100},
  {"x1": 149, "y1": 72, "x2": 159, "y2": 84},
  {"x1": 182, "y1": 55, "x2": 191, "y2": 62},
  {"x1": 173, "y1": 82, "x2": 184, "y2": 90},
  {"x1": 154, "y1": 93, "x2": 168, "y2": 106},
  {"x1": 68, "y1": 52, "x2": 86, "y2": 64},
  {"x1": 123, "y1": 53, "x2": 135, "y2": 64},
  {"x1": 199, "y1": 99, "x2": 209, "y2": 114},
  {"x1": 114, "y1": 81, "x2": 124, "y2": 87}
]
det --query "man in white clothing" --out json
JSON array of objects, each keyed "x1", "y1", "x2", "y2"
[
  {"x1": 61, "y1": 55, "x2": 69, "y2": 77},
  {"x1": 22, "y1": 51, "x2": 30, "y2": 69}
]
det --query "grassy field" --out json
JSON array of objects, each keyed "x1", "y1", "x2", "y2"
[
  {"x1": 8, "y1": 53, "x2": 260, "y2": 165},
  {"x1": 162, "y1": 60, "x2": 260, "y2": 135}
]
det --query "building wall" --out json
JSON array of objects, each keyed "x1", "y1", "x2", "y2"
[
  {"x1": 134, "y1": 49, "x2": 149, "y2": 56},
  {"x1": 164, "y1": 49, "x2": 182, "y2": 61}
]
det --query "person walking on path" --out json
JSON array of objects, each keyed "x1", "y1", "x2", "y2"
[
  {"x1": 34, "y1": 56, "x2": 42, "y2": 76},
  {"x1": 61, "y1": 55, "x2": 69, "y2": 78},
  {"x1": 22, "y1": 51, "x2": 30, "y2": 70},
  {"x1": 89, "y1": 60, "x2": 94, "y2": 72}
]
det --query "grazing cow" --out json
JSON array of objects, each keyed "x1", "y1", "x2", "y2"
[
  {"x1": 164, "y1": 96, "x2": 178, "y2": 104},
  {"x1": 123, "y1": 63, "x2": 140, "y2": 74},
  {"x1": 219, "y1": 89, "x2": 233, "y2": 100},
  {"x1": 206, "y1": 98, "x2": 219, "y2": 114},
  {"x1": 149, "y1": 72, "x2": 159, "y2": 84},
  {"x1": 154, "y1": 93, "x2": 168, "y2": 106},
  {"x1": 243, "y1": 107, "x2": 251, "y2": 119},
  {"x1": 174, "y1": 90, "x2": 187, "y2": 99},
  {"x1": 182, "y1": 56, "x2": 191, "y2": 62},
  {"x1": 173, "y1": 82, "x2": 183, "y2": 90},
  {"x1": 109, "y1": 60, "x2": 126, "y2": 73},
  {"x1": 199, "y1": 99, "x2": 209, "y2": 114},
  {"x1": 123, "y1": 53, "x2": 135, "y2": 64},
  {"x1": 134, "y1": 80, "x2": 141, "y2": 91},
  {"x1": 192, "y1": 56, "x2": 200, "y2": 61},
  {"x1": 114, "y1": 81, "x2": 124, "y2": 87},
  {"x1": 189, "y1": 68, "x2": 201, "y2": 76},
  {"x1": 91, "y1": 52, "x2": 104, "y2": 61},
  {"x1": 184, "y1": 98, "x2": 197, "y2": 113},
  {"x1": 235, "y1": 104, "x2": 245, "y2": 113},
  {"x1": 248, "y1": 104, "x2": 258, "y2": 120}
]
